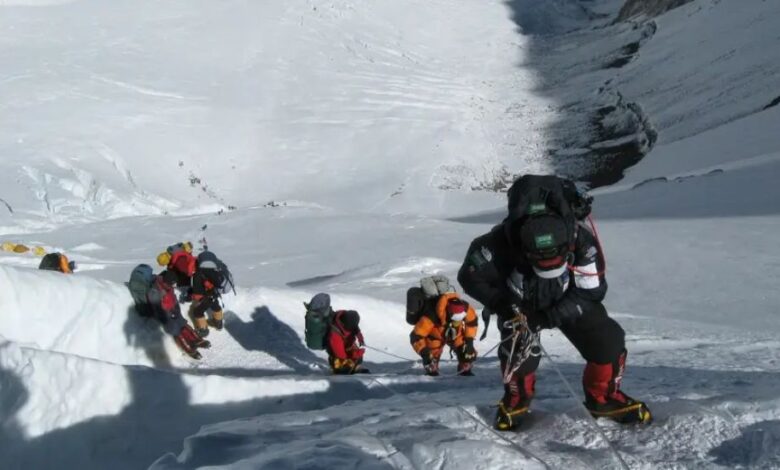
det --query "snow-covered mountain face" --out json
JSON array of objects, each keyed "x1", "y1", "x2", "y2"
[
  {"x1": 0, "y1": 0, "x2": 556, "y2": 231},
  {"x1": 617, "y1": 0, "x2": 694, "y2": 21},
  {"x1": 507, "y1": 0, "x2": 780, "y2": 186},
  {"x1": 1, "y1": 0, "x2": 775, "y2": 227},
  {"x1": 2, "y1": 0, "x2": 780, "y2": 469}
]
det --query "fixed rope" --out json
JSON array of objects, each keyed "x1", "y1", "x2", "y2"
[
  {"x1": 363, "y1": 344, "x2": 419, "y2": 363},
  {"x1": 364, "y1": 371, "x2": 551, "y2": 469},
  {"x1": 538, "y1": 343, "x2": 630, "y2": 470}
]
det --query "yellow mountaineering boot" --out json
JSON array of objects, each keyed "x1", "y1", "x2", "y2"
[
  {"x1": 585, "y1": 392, "x2": 652, "y2": 424},
  {"x1": 192, "y1": 316, "x2": 209, "y2": 338},
  {"x1": 210, "y1": 309, "x2": 224, "y2": 330},
  {"x1": 494, "y1": 401, "x2": 530, "y2": 431}
]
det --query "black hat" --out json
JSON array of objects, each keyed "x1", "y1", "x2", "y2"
[
  {"x1": 517, "y1": 215, "x2": 570, "y2": 278},
  {"x1": 340, "y1": 310, "x2": 360, "y2": 333}
]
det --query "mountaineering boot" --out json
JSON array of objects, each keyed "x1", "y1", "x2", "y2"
[
  {"x1": 181, "y1": 325, "x2": 210, "y2": 350},
  {"x1": 210, "y1": 309, "x2": 224, "y2": 331},
  {"x1": 494, "y1": 400, "x2": 530, "y2": 431},
  {"x1": 585, "y1": 391, "x2": 652, "y2": 424},
  {"x1": 424, "y1": 360, "x2": 439, "y2": 377},
  {"x1": 193, "y1": 316, "x2": 210, "y2": 338},
  {"x1": 457, "y1": 361, "x2": 474, "y2": 376},
  {"x1": 174, "y1": 334, "x2": 202, "y2": 360},
  {"x1": 495, "y1": 372, "x2": 535, "y2": 431},
  {"x1": 583, "y1": 350, "x2": 652, "y2": 424},
  {"x1": 352, "y1": 357, "x2": 370, "y2": 374}
]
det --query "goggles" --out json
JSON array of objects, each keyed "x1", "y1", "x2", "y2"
[{"x1": 524, "y1": 244, "x2": 569, "y2": 279}]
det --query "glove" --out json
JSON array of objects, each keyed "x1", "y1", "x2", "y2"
[
  {"x1": 178, "y1": 288, "x2": 193, "y2": 303},
  {"x1": 462, "y1": 339, "x2": 477, "y2": 362},
  {"x1": 332, "y1": 358, "x2": 355, "y2": 375},
  {"x1": 522, "y1": 312, "x2": 545, "y2": 332},
  {"x1": 491, "y1": 292, "x2": 519, "y2": 320},
  {"x1": 543, "y1": 298, "x2": 582, "y2": 328}
]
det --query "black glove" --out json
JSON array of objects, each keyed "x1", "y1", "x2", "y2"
[
  {"x1": 490, "y1": 292, "x2": 518, "y2": 320},
  {"x1": 543, "y1": 298, "x2": 582, "y2": 328},
  {"x1": 462, "y1": 339, "x2": 477, "y2": 362},
  {"x1": 524, "y1": 313, "x2": 546, "y2": 332},
  {"x1": 178, "y1": 288, "x2": 193, "y2": 303}
]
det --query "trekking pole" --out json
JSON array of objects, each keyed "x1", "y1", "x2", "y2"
[{"x1": 538, "y1": 343, "x2": 630, "y2": 470}]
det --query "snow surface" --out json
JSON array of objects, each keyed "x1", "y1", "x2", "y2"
[{"x1": 2, "y1": 0, "x2": 780, "y2": 469}]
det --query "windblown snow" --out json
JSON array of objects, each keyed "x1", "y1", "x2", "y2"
[{"x1": 1, "y1": 0, "x2": 779, "y2": 469}]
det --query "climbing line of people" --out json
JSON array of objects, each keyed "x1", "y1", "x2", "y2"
[
  {"x1": 303, "y1": 174, "x2": 651, "y2": 431},
  {"x1": 24, "y1": 240, "x2": 228, "y2": 360},
  {"x1": 25, "y1": 173, "x2": 651, "y2": 432},
  {"x1": 302, "y1": 277, "x2": 480, "y2": 378},
  {"x1": 127, "y1": 241, "x2": 234, "y2": 360}
]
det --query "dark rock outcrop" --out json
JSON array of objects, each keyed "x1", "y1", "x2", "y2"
[{"x1": 617, "y1": 0, "x2": 694, "y2": 21}]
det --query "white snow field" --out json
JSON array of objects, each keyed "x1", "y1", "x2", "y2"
[{"x1": 1, "y1": 0, "x2": 780, "y2": 469}]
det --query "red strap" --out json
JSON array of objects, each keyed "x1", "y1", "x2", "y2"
[{"x1": 567, "y1": 214, "x2": 607, "y2": 277}]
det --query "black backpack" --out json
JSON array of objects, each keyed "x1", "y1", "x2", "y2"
[
  {"x1": 505, "y1": 175, "x2": 592, "y2": 247},
  {"x1": 38, "y1": 252, "x2": 74, "y2": 273},
  {"x1": 39, "y1": 253, "x2": 62, "y2": 271},
  {"x1": 405, "y1": 276, "x2": 454, "y2": 325},
  {"x1": 197, "y1": 251, "x2": 234, "y2": 294},
  {"x1": 128, "y1": 264, "x2": 156, "y2": 317}
]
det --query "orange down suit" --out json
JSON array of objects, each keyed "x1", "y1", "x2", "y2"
[{"x1": 410, "y1": 293, "x2": 478, "y2": 360}]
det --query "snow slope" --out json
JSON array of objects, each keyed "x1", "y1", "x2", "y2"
[
  {"x1": 2, "y1": 0, "x2": 780, "y2": 469},
  {"x1": 0, "y1": 0, "x2": 553, "y2": 231},
  {"x1": 2, "y1": 260, "x2": 779, "y2": 469}
]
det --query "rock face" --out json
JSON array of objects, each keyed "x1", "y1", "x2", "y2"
[{"x1": 617, "y1": 0, "x2": 693, "y2": 20}]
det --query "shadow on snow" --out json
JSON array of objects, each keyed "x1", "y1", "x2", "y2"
[{"x1": 4, "y1": 327, "x2": 780, "y2": 469}]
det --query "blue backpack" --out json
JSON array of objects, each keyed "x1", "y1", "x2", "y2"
[{"x1": 128, "y1": 264, "x2": 156, "y2": 317}]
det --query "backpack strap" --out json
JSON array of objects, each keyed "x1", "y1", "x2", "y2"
[
  {"x1": 329, "y1": 310, "x2": 347, "y2": 337},
  {"x1": 567, "y1": 215, "x2": 607, "y2": 277}
]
